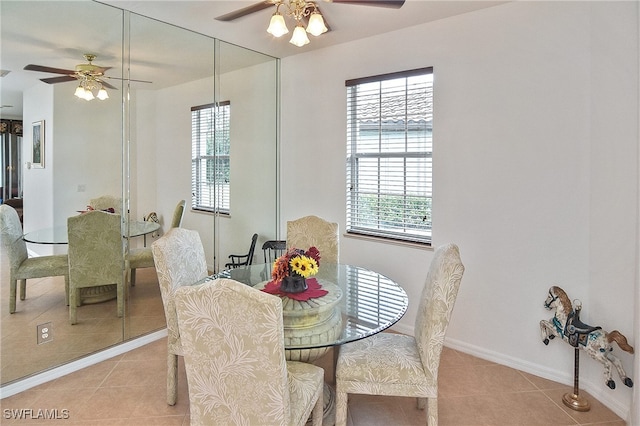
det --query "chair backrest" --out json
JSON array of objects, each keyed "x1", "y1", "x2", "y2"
[
  {"x1": 0, "y1": 204, "x2": 28, "y2": 271},
  {"x1": 151, "y1": 228, "x2": 208, "y2": 349},
  {"x1": 67, "y1": 211, "x2": 123, "y2": 287},
  {"x1": 414, "y1": 243, "x2": 465, "y2": 385},
  {"x1": 262, "y1": 239, "x2": 287, "y2": 264},
  {"x1": 175, "y1": 278, "x2": 290, "y2": 425},
  {"x1": 286, "y1": 215, "x2": 339, "y2": 263},
  {"x1": 247, "y1": 233, "x2": 258, "y2": 265},
  {"x1": 170, "y1": 199, "x2": 186, "y2": 228},
  {"x1": 89, "y1": 195, "x2": 122, "y2": 214}
]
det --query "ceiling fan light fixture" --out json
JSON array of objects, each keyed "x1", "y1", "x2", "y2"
[
  {"x1": 267, "y1": 12, "x2": 289, "y2": 37},
  {"x1": 290, "y1": 24, "x2": 310, "y2": 47},
  {"x1": 306, "y1": 12, "x2": 327, "y2": 36},
  {"x1": 83, "y1": 90, "x2": 95, "y2": 101}
]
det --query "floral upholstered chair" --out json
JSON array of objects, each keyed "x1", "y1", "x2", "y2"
[
  {"x1": 0, "y1": 204, "x2": 69, "y2": 314},
  {"x1": 88, "y1": 195, "x2": 122, "y2": 214},
  {"x1": 128, "y1": 199, "x2": 186, "y2": 287},
  {"x1": 67, "y1": 210, "x2": 123, "y2": 324},
  {"x1": 174, "y1": 278, "x2": 324, "y2": 426},
  {"x1": 151, "y1": 227, "x2": 208, "y2": 406},
  {"x1": 335, "y1": 243, "x2": 465, "y2": 426},
  {"x1": 286, "y1": 215, "x2": 339, "y2": 263}
]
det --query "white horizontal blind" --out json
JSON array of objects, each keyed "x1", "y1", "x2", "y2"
[
  {"x1": 191, "y1": 101, "x2": 230, "y2": 214},
  {"x1": 346, "y1": 68, "x2": 433, "y2": 244}
]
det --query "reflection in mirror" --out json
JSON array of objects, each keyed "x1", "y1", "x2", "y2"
[
  {"x1": 1, "y1": 0, "x2": 125, "y2": 385},
  {"x1": 1, "y1": 1, "x2": 280, "y2": 387}
]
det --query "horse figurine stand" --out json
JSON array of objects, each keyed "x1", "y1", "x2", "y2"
[{"x1": 540, "y1": 286, "x2": 634, "y2": 411}]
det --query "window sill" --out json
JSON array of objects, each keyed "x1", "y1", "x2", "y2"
[{"x1": 344, "y1": 231, "x2": 432, "y2": 250}]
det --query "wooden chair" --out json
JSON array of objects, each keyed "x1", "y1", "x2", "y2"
[
  {"x1": 335, "y1": 243, "x2": 465, "y2": 426},
  {"x1": 262, "y1": 239, "x2": 287, "y2": 264},
  {"x1": 225, "y1": 233, "x2": 258, "y2": 269},
  {"x1": 174, "y1": 278, "x2": 324, "y2": 426},
  {"x1": 0, "y1": 204, "x2": 69, "y2": 314},
  {"x1": 286, "y1": 215, "x2": 339, "y2": 263},
  {"x1": 151, "y1": 227, "x2": 208, "y2": 405},
  {"x1": 67, "y1": 210, "x2": 123, "y2": 324}
]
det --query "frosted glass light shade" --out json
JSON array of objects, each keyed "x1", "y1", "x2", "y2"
[
  {"x1": 74, "y1": 86, "x2": 86, "y2": 98},
  {"x1": 267, "y1": 13, "x2": 289, "y2": 37},
  {"x1": 290, "y1": 25, "x2": 310, "y2": 47},
  {"x1": 307, "y1": 12, "x2": 327, "y2": 36},
  {"x1": 97, "y1": 88, "x2": 109, "y2": 100}
]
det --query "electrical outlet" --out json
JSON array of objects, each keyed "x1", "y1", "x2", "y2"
[{"x1": 37, "y1": 322, "x2": 53, "y2": 344}]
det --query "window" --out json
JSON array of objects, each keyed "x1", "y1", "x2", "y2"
[
  {"x1": 346, "y1": 68, "x2": 433, "y2": 245},
  {"x1": 191, "y1": 101, "x2": 230, "y2": 214}
]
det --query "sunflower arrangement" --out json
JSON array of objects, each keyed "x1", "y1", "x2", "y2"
[{"x1": 272, "y1": 247, "x2": 321, "y2": 282}]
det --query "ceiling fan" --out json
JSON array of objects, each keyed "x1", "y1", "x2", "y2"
[
  {"x1": 216, "y1": 0, "x2": 405, "y2": 22},
  {"x1": 24, "y1": 53, "x2": 152, "y2": 89},
  {"x1": 24, "y1": 53, "x2": 152, "y2": 101}
]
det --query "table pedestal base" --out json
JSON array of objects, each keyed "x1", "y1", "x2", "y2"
[{"x1": 80, "y1": 284, "x2": 117, "y2": 304}]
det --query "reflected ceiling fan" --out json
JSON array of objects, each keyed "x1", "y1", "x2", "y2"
[
  {"x1": 24, "y1": 54, "x2": 151, "y2": 100},
  {"x1": 216, "y1": 0, "x2": 405, "y2": 47}
]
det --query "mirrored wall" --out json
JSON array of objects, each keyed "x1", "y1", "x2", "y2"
[{"x1": 1, "y1": 0, "x2": 279, "y2": 386}]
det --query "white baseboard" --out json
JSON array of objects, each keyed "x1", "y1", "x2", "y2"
[{"x1": 0, "y1": 329, "x2": 167, "y2": 399}]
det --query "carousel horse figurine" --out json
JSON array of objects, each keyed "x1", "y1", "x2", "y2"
[{"x1": 540, "y1": 286, "x2": 634, "y2": 390}]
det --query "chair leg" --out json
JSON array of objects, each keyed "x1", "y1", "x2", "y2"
[
  {"x1": 335, "y1": 387, "x2": 348, "y2": 426},
  {"x1": 167, "y1": 353, "x2": 178, "y2": 406},
  {"x1": 69, "y1": 288, "x2": 78, "y2": 325},
  {"x1": 117, "y1": 280, "x2": 124, "y2": 318},
  {"x1": 19, "y1": 279, "x2": 26, "y2": 300},
  {"x1": 64, "y1": 275, "x2": 70, "y2": 306},
  {"x1": 311, "y1": 387, "x2": 323, "y2": 426},
  {"x1": 417, "y1": 397, "x2": 426, "y2": 409},
  {"x1": 427, "y1": 397, "x2": 438, "y2": 426},
  {"x1": 9, "y1": 279, "x2": 17, "y2": 314}
]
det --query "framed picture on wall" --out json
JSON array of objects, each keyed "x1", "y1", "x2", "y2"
[{"x1": 32, "y1": 120, "x2": 44, "y2": 168}]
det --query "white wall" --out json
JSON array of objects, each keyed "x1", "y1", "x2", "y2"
[
  {"x1": 280, "y1": 1, "x2": 638, "y2": 420},
  {"x1": 143, "y1": 60, "x2": 278, "y2": 270}
]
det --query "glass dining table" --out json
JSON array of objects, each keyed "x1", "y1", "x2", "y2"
[
  {"x1": 208, "y1": 262, "x2": 408, "y2": 351},
  {"x1": 201, "y1": 262, "x2": 408, "y2": 425},
  {"x1": 22, "y1": 220, "x2": 161, "y2": 244}
]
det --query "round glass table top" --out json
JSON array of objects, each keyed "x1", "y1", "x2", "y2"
[
  {"x1": 23, "y1": 220, "x2": 160, "y2": 244},
  {"x1": 204, "y1": 263, "x2": 409, "y2": 350}
]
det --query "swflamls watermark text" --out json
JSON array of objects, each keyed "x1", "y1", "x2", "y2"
[{"x1": 3, "y1": 408, "x2": 70, "y2": 420}]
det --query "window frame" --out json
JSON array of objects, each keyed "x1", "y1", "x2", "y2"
[
  {"x1": 346, "y1": 67, "x2": 433, "y2": 245},
  {"x1": 191, "y1": 101, "x2": 231, "y2": 215}
]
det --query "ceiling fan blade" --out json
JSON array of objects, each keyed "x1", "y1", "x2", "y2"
[
  {"x1": 40, "y1": 75, "x2": 77, "y2": 84},
  {"x1": 328, "y1": 0, "x2": 405, "y2": 8},
  {"x1": 102, "y1": 75, "x2": 153, "y2": 84},
  {"x1": 24, "y1": 64, "x2": 76, "y2": 75},
  {"x1": 98, "y1": 80, "x2": 118, "y2": 90},
  {"x1": 215, "y1": 1, "x2": 274, "y2": 21}
]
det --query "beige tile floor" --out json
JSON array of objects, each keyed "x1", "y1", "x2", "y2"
[
  {"x1": 0, "y1": 251, "x2": 626, "y2": 425},
  {"x1": 1, "y1": 337, "x2": 626, "y2": 425}
]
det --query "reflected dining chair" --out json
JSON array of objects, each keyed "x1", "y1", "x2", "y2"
[
  {"x1": 151, "y1": 227, "x2": 208, "y2": 406},
  {"x1": 0, "y1": 204, "x2": 69, "y2": 314},
  {"x1": 88, "y1": 195, "x2": 122, "y2": 214},
  {"x1": 67, "y1": 210, "x2": 124, "y2": 325},
  {"x1": 128, "y1": 199, "x2": 186, "y2": 287},
  {"x1": 335, "y1": 243, "x2": 465, "y2": 426},
  {"x1": 286, "y1": 215, "x2": 339, "y2": 263},
  {"x1": 224, "y1": 232, "x2": 258, "y2": 269},
  {"x1": 174, "y1": 278, "x2": 324, "y2": 426}
]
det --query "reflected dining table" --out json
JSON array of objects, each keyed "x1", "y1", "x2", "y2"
[
  {"x1": 201, "y1": 262, "x2": 409, "y2": 425},
  {"x1": 22, "y1": 220, "x2": 161, "y2": 244},
  {"x1": 22, "y1": 220, "x2": 160, "y2": 304}
]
